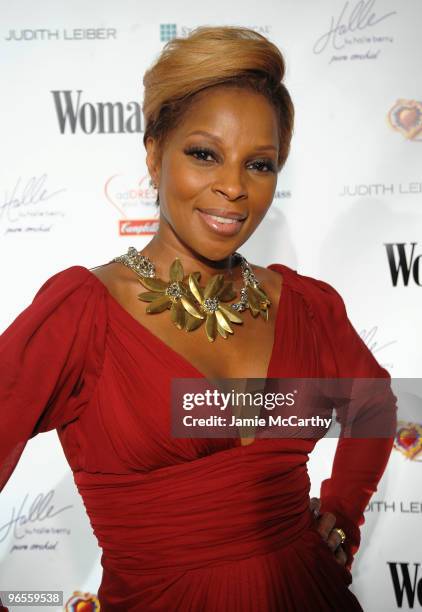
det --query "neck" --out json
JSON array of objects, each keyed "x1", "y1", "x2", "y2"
[{"x1": 139, "y1": 231, "x2": 244, "y2": 285}]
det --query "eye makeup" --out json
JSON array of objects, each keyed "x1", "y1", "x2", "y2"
[{"x1": 183, "y1": 145, "x2": 276, "y2": 173}]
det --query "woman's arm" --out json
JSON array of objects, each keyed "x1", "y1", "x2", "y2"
[
  {"x1": 0, "y1": 267, "x2": 107, "y2": 493},
  {"x1": 305, "y1": 276, "x2": 397, "y2": 571}
]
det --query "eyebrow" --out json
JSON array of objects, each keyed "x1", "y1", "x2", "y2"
[{"x1": 185, "y1": 130, "x2": 278, "y2": 152}]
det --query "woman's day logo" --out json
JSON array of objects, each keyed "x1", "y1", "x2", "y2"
[
  {"x1": 104, "y1": 173, "x2": 159, "y2": 236},
  {"x1": 64, "y1": 591, "x2": 100, "y2": 611},
  {"x1": 394, "y1": 421, "x2": 422, "y2": 461},
  {"x1": 387, "y1": 99, "x2": 422, "y2": 140}
]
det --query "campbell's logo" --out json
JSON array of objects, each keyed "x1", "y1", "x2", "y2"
[
  {"x1": 388, "y1": 99, "x2": 422, "y2": 140},
  {"x1": 119, "y1": 219, "x2": 159, "y2": 235},
  {"x1": 388, "y1": 562, "x2": 422, "y2": 608},
  {"x1": 51, "y1": 90, "x2": 143, "y2": 134},
  {"x1": 64, "y1": 590, "x2": 100, "y2": 611},
  {"x1": 385, "y1": 243, "x2": 422, "y2": 286}
]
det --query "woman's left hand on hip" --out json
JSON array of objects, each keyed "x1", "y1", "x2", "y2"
[{"x1": 309, "y1": 497, "x2": 348, "y2": 567}]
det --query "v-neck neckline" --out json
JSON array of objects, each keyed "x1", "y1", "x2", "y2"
[{"x1": 82, "y1": 263, "x2": 285, "y2": 381}]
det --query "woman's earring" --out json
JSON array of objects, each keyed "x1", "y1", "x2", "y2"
[{"x1": 149, "y1": 177, "x2": 159, "y2": 205}]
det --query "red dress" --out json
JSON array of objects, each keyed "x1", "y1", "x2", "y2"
[{"x1": 0, "y1": 261, "x2": 396, "y2": 611}]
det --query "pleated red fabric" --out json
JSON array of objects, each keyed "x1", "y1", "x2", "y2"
[{"x1": 0, "y1": 262, "x2": 397, "y2": 611}]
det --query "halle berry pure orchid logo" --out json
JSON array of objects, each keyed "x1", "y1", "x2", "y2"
[{"x1": 313, "y1": 0, "x2": 397, "y2": 64}]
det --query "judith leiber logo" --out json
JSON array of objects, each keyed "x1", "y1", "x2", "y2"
[
  {"x1": 64, "y1": 591, "x2": 100, "y2": 611},
  {"x1": 387, "y1": 99, "x2": 422, "y2": 140},
  {"x1": 394, "y1": 421, "x2": 422, "y2": 461},
  {"x1": 104, "y1": 173, "x2": 159, "y2": 236}
]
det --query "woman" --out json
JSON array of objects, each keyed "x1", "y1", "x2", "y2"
[{"x1": 0, "y1": 26, "x2": 396, "y2": 611}]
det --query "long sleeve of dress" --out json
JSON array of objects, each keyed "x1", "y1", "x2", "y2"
[
  {"x1": 0, "y1": 266, "x2": 107, "y2": 494},
  {"x1": 305, "y1": 276, "x2": 397, "y2": 571}
]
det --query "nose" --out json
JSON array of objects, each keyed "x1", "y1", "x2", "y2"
[{"x1": 212, "y1": 163, "x2": 247, "y2": 202}]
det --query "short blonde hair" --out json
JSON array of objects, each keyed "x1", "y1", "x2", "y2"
[{"x1": 142, "y1": 25, "x2": 294, "y2": 173}]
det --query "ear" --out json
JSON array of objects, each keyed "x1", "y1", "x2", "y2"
[{"x1": 145, "y1": 137, "x2": 161, "y2": 188}]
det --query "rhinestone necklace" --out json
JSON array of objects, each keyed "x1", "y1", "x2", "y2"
[{"x1": 112, "y1": 246, "x2": 271, "y2": 342}]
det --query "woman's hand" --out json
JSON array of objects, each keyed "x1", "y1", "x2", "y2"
[{"x1": 309, "y1": 497, "x2": 348, "y2": 567}]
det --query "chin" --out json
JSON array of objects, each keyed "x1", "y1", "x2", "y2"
[{"x1": 194, "y1": 241, "x2": 241, "y2": 262}]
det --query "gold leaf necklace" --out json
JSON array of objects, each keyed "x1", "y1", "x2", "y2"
[{"x1": 112, "y1": 246, "x2": 271, "y2": 342}]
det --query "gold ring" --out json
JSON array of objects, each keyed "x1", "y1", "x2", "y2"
[{"x1": 333, "y1": 527, "x2": 346, "y2": 545}]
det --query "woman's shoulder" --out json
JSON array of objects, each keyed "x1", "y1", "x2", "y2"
[
  {"x1": 254, "y1": 262, "x2": 347, "y2": 322},
  {"x1": 25, "y1": 264, "x2": 111, "y2": 325},
  {"x1": 34, "y1": 264, "x2": 98, "y2": 294},
  {"x1": 254, "y1": 261, "x2": 342, "y2": 299},
  {"x1": 33, "y1": 263, "x2": 117, "y2": 303}
]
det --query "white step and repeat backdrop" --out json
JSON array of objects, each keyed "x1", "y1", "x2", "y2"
[{"x1": 1, "y1": 1, "x2": 421, "y2": 610}]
